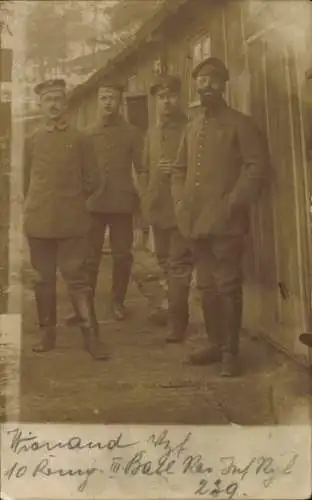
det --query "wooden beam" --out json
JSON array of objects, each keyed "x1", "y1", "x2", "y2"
[{"x1": 0, "y1": 32, "x2": 12, "y2": 314}]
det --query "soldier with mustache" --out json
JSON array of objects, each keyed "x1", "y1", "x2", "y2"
[
  {"x1": 23, "y1": 79, "x2": 108, "y2": 360},
  {"x1": 172, "y1": 57, "x2": 271, "y2": 376}
]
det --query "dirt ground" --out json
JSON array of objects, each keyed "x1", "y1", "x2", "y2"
[{"x1": 18, "y1": 249, "x2": 311, "y2": 425}]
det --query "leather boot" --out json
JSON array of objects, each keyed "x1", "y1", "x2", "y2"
[
  {"x1": 70, "y1": 292, "x2": 109, "y2": 361},
  {"x1": 111, "y1": 254, "x2": 132, "y2": 318},
  {"x1": 33, "y1": 285, "x2": 57, "y2": 353},
  {"x1": 166, "y1": 313, "x2": 188, "y2": 344},
  {"x1": 166, "y1": 279, "x2": 189, "y2": 344},
  {"x1": 189, "y1": 290, "x2": 222, "y2": 365},
  {"x1": 65, "y1": 265, "x2": 98, "y2": 326},
  {"x1": 33, "y1": 326, "x2": 56, "y2": 353},
  {"x1": 219, "y1": 292, "x2": 242, "y2": 377}
]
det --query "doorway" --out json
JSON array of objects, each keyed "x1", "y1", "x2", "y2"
[
  {"x1": 125, "y1": 93, "x2": 150, "y2": 248},
  {"x1": 125, "y1": 94, "x2": 149, "y2": 133}
]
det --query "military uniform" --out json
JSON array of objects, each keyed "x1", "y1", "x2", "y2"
[
  {"x1": 24, "y1": 79, "x2": 107, "y2": 360},
  {"x1": 172, "y1": 58, "x2": 270, "y2": 373},
  {"x1": 84, "y1": 101, "x2": 144, "y2": 311},
  {"x1": 143, "y1": 75, "x2": 193, "y2": 341}
]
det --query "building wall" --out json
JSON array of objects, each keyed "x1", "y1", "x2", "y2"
[{"x1": 67, "y1": 0, "x2": 312, "y2": 364}]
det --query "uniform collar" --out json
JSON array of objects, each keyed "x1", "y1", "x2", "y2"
[
  {"x1": 100, "y1": 114, "x2": 123, "y2": 127},
  {"x1": 43, "y1": 117, "x2": 69, "y2": 132},
  {"x1": 202, "y1": 98, "x2": 228, "y2": 119},
  {"x1": 158, "y1": 109, "x2": 187, "y2": 128}
]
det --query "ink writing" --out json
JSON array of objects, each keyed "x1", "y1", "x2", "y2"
[{"x1": 7, "y1": 427, "x2": 138, "y2": 455}]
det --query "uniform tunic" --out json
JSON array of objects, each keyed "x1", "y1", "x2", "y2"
[
  {"x1": 80, "y1": 115, "x2": 144, "y2": 304},
  {"x1": 23, "y1": 122, "x2": 98, "y2": 238},
  {"x1": 86, "y1": 116, "x2": 144, "y2": 214},
  {"x1": 172, "y1": 101, "x2": 270, "y2": 240},
  {"x1": 23, "y1": 120, "x2": 99, "y2": 328},
  {"x1": 171, "y1": 100, "x2": 270, "y2": 354},
  {"x1": 143, "y1": 110, "x2": 187, "y2": 229}
]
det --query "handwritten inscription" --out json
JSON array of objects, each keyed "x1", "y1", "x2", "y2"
[
  {"x1": 7, "y1": 427, "x2": 138, "y2": 454},
  {"x1": 2, "y1": 426, "x2": 301, "y2": 498}
]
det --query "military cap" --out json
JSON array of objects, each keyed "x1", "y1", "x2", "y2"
[
  {"x1": 150, "y1": 74, "x2": 181, "y2": 96},
  {"x1": 192, "y1": 56, "x2": 229, "y2": 82},
  {"x1": 34, "y1": 78, "x2": 66, "y2": 96},
  {"x1": 98, "y1": 75, "x2": 125, "y2": 92}
]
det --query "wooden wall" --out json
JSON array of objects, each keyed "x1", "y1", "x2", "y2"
[{"x1": 223, "y1": 0, "x2": 311, "y2": 363}]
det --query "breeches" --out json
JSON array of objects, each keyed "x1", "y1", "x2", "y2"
[
  {"x1": 152, "y1": 225, "x2": 193, "y2": 331},
  {"x1": 86, "y1": 213, "x2": 133, "y2": 303}
]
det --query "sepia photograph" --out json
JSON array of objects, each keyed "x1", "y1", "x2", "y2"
[{"x1": 1, "y1": 0, "x2": 312, "y2": 465}]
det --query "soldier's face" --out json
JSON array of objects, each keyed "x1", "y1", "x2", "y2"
[
  {"x1": 40, "y1": 90, "x2": 66, "y2": 120},
  {"x1": 98, "y1": 87, "x2": 121, "y2": 118},
  {"x1": 156, "y1": 90, "x2": 180, "y2": 117},
  {"x1": 195, "y1": 72, "x2": 225, "y2": 106}
]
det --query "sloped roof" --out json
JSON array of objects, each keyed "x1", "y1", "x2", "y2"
[{"x1": 68, "y1": 0, "x2": 190, "y2": 105}]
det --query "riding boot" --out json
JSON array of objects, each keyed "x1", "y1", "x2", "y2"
[
  {"x1": 33, "y1": 286, "x2": 57, "y2": 353},
  {"x1": 166, "y1": 284, "x2": 189, "y2": 343},
  {"x1": 219, "y1": 292, "x2": 242, "y2": 377},
  {"x1": 65, "y1": 287, "x2": 95, "y2": 327},
  {"x1": 189, "y1": 289, "x2": 222, "y2": 365},
  {"x1": 33, "y1": 326, "x2": 56, "y2": 353},
  {"x1": 111, "y1": 254, "x2": 132, "y2": 319},
  {"x1": 70, "y1": 292, "x2": 109, "y2": 360},
  {"x1": 65, "y1": 264, "x2": 98, "y2": 326}
]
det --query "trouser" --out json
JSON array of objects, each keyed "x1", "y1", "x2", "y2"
[
  {"x1": 27, "y1": 236, "x2": 92, "y2": 327},
  {"x1": 152, "y1": 225, "x2": 193, "y2": 333},
  {"x1": 191, "y1": 235, "x2": 244, "y2": 355},
  {"x1": 86, "y1": 213, "x2": 133, "y2": 304}
]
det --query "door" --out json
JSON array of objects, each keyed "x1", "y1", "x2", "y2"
[{"x1": 125, "y1": 94, "x2": 150, "y2": 246}]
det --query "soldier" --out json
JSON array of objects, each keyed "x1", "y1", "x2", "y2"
[
  {"x1": 143, "y1": 74, "x2": 193, "y2": 342},
  {"x1": 67, "y1": 76, "x2": 145, "y2": 321},
  {"x1": 24, "y1": 78, "x2": 108, "y2": 360},
  {"x1": 172, "y1": 57, "x2": 270, "y2": 376}
]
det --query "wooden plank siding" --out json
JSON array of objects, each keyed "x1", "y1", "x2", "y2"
[
  {"x1": 240, "y1": 1, "x2": 311, "y2": 363},
  {"x1": 66, "y1": 0, "x2": 312, "y2": 364}
]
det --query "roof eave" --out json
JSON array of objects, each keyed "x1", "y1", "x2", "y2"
[{"x1": 67, "y1": 0, "x2": 190, "y2": 106}]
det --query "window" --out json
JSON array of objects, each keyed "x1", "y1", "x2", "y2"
[
  {"x1": 189, "y1": 33, "x2": 211, "y2": 106},
  {"x1": 153, "y1": 58, "x2": 167, "y2": 76}
]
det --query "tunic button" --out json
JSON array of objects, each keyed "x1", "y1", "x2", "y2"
[{"x1": 196, "y1": 182, "x2": 200, "y2": 187}]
